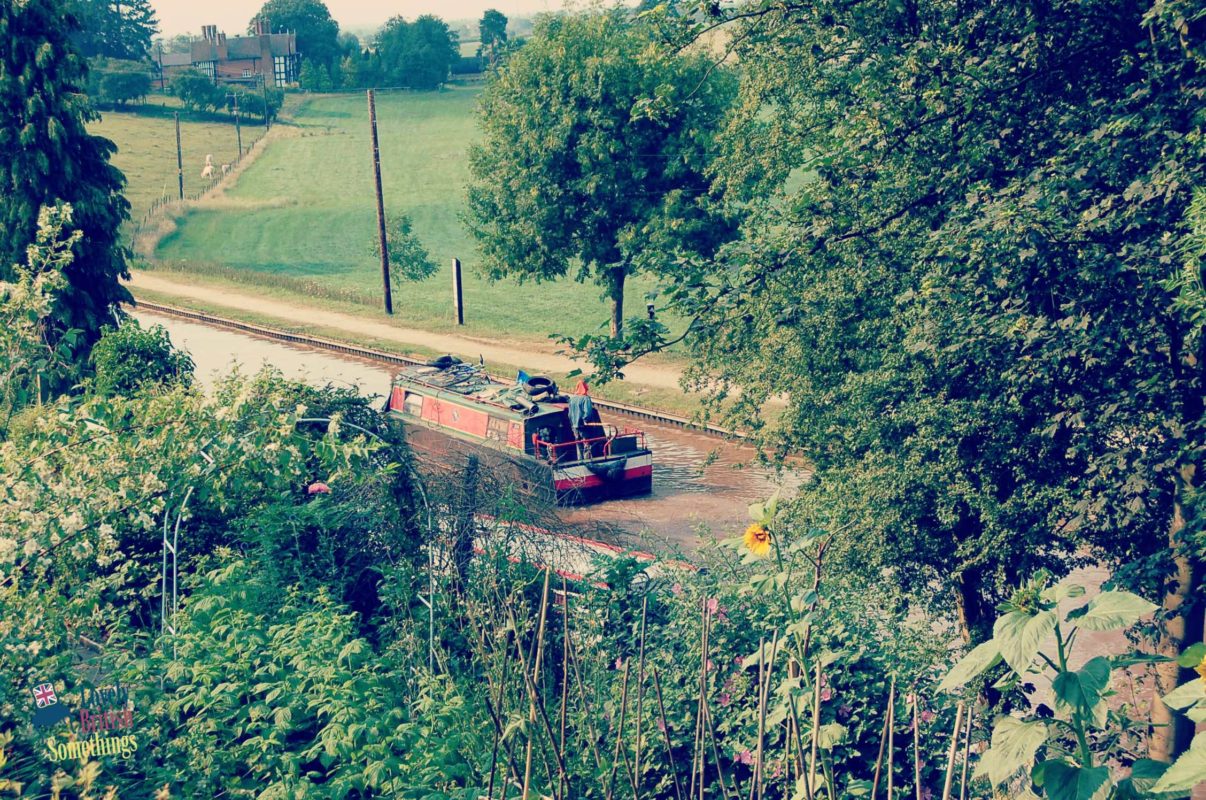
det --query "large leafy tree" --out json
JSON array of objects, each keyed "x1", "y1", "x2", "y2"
[
  {"x1": 478, "y1": 9, "x2": 507, "y2": 66},
  {"x1": 375, "y1": 15, "x2": 458, "y2": 91},
  {"x1": 626, "y1": 0, "x2": 1205, "y2": 758},
  {"x1": 250, "y1": 0, "x2": 340, "y2": 68},
  {"x1": 1, "y1": 0, "x2": 131, "y2": 352},
  {"x1": 465, "y1": 9, "x2": 737, "y2": 340},
  {"x1": 68, "y1": 0, "x2": 158, "y2": 61}
]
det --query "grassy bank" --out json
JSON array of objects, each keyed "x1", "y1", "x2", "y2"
[{"x1": 149, "y1": 88, "x2": 678, "y2": 346}]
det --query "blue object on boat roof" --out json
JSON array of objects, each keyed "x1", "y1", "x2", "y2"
[{"x1": 517, "y1": 369, "x2": 531, "y2": 385}]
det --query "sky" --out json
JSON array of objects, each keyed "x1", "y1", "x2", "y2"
[{"x1": 152, "y1": 0, "x2": 564, "y2": 37}]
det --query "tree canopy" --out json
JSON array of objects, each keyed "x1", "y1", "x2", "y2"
[
  {"x1": 67, "y1": 0, "x2": 158, "y2": 61},
  {"x1": 0, "y1": 0, "x2": 131, "y2": 353},
  {"x1": 612, "y1": 0, "x2": 1205, "y2": 757},
  {"x1": 250, "y1": 0, "x2": 340, "y2": 68},
  {"x1": 465, "y1": 9, "x2": 737, "y2": 339},
  {"x1": 478, "y1": 9, "x2": 507, "y2": 66},
  {"x1": 375, "y1": 15, "x2": 458, "y2": 91}
]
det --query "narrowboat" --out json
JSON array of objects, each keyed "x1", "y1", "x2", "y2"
[{"x1": 385, "y1": 358, "x2": 653, "y2": 505}]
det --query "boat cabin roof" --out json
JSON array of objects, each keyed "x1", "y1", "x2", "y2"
[{"x1": 392, "y1": 364, "x2": 567, "y2": 423}]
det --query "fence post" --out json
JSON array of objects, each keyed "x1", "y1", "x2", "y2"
[
  {"x1": 452, "y1": 257, "x2": 464, "y2": 325},
  {"x1": 174, "y1": 112, "x2": 183, "y2": 201},
  {"x1": 367, "y1": 90, "x2": 393, "y2": 315}
]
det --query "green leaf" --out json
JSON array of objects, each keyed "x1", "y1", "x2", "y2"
[
  {"x1": 1041, "y1": 583, "x2": 1087, "y2": 604},
  {"x1": 1152, "y1": 732, "x2": 1206, "y2": 795},
  {"x1": 994, "y1": 609, "x2": 1057, "y2": 675},
  {"x1": 939, "y1": 640, "x2": 1002, "y2": 692},
  {"x1": 817, "y1": 723, "x2": 846, "y2": 749},
  {"x1": 1160, "y1": 678, "x2": 1206, "y2": 711},
  {"x1": 1073, "y1": 591, "x2": 1157, "y2": 632},
  {"x1": 1176, "y1": 643, "x2": 1206, "y2": 668},
  {"x1": 1052, "y1": 657, "x2": 1110, "y2": 724},
  {"x1": 1032, "y1": 760, "x2": 1111, "y2": 800},
  {"x1": 1113, "y1": 758, "x2": 1168, "y2": 799},
  {"x1": 975, "y1": 716, "x2": 1048, "y2": 786}
]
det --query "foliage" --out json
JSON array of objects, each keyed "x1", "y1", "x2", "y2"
[
  {"x1": 67, "y1": 0, "x2": 158, "y2": 61},
  {"x1": 375, "y1": 15, "x2": 459, "y2": 91},
  {"x1": 0, "y1": 0, "x2": 131, "y2": 353},
  {"x1": 465, "y1": 8, "x2": 737, "y2": 340},
  {"x1": 226, "y1": 86, "x2": 285, "y2": 122},
  {"x1": 86, "y1": 58, "x2": 152, "y2": 107},
  {"x1": 249, "y1": 0, "x2": 341, "y2": 69},
  {"x1": 374, "y1": 213, "x2": 439, "y2": 285},
  {"x1": 478, "y1": 9, "x2": 507, "y2": 66},
  {"x1": 0, "y1": 206, "x2": 83, "y2": 437},
  {"x1": 940, "y1": 576, "x2": 1159, "y2": 798},
  {"x1": 87, "y1": 321, "x2": 194, "y2": 397},
  {"x1": 613, "y1": 0, "x2": 1206, "y2": 673},
  {"x1": 169, "y1": 69, "x2": 225, "y2": 112}
]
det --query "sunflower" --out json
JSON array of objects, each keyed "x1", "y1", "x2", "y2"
[
  {"x1": 1196, "y1": 653, "x2": 1206, "y2": 687},
  {"x1": 743, "y1": 523, "x2": 772, "y2": 558}
]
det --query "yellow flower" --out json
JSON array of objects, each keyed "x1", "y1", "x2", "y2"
[
  {"x1": 743, "y1": 523, "x2": 772, "y2": 558},
  {"x1": 1196, "y1": 654, "x2": 1206, "y2": 687}
]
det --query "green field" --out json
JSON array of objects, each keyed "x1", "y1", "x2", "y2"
[
  {"x1": 90, "y1": 96, "x2": 263, "y2": 223},
  {"x1": 151, "y1": 89, "x2": 669, "y2": 346}
]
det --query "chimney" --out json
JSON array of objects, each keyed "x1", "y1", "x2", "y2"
[
  {"x1": 202, "y1": 25, "x2": 217, "y2": 42},
  {"x1": 254, "y1": 16, "x2": 268, "y2": 36}
]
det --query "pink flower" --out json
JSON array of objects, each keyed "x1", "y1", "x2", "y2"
[
  {"x1": 615, "y1": 657, "x2": 623, "y2": 669},
  {"x1": 657, "y1": 719, "x2": 667, "y2": 733},
  {"x1": 723, "y1": 676, "x2": 735, "y2": 692},
  {"x1": 771, "y1": 761, "x2": 784, "y2": 780},
  {"x1": 719, "y1": 693, "x2": 732, "y2": 707},
  {"x1": 921, "y1": 710, "x2": 936, "y2": 724},
  {"x1": 735, "y1": 750, "x2": 754, "y2": 765},
  {"x1": 820, "y1": 687, "x2": 832, "y2": 702},
  {"x1": 707, "y1": 659, "x2": 716, "y2": 672},
  {"x1": 307, "y1": 481, "x2": 330, "y2": 494},
  {"x1": 734, "y1": 656, "x2": 745, "y2": 667},
  {"x1": 671, "y1": 583, "x2": 683, "y2": 596},
  {"x1": 706, "y1": 597, "x2": 720, "y2": 615}
]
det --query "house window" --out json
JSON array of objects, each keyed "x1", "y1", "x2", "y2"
[
  {"x1": 273, "y1": 55, "x2": 289, "y2": 86},
  {"x1": 242, "y1": 68, "x2": 253, "y2": 78}
]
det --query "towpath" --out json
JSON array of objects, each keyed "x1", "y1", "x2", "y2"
[{"x1": 126, "y1": 271, "x2": 686, "y2": 391}]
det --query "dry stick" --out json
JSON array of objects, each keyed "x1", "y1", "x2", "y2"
[
  {"x1": 786, "y1": 687, "x2": 812, "y2": 800},
  {"x1": 559, "y1": 578, "x2": 571, "y2": 800},
  {"x1": 635, "y1": 596, "x2": 650, "y2": 793},
  {"x1": 521, "y1": 569, "x2": 553, "y2": 800},
  {"x1": 940, "y1": 702, "x2": 965, "y2": 800},
  {"x1": 606, "y1": 660, "x2": 633, "y2": 800},
  {"x1": 886, "y1": 678, "x2": 897, "y2": 800},
  {"x1": 913, "y1": 696, "x2": 923, "y2": 800},
  {"x1": 756, "y1": 631, "x2": 780, "y2": 800},
  {"x1": 689, "y1": 605, "x2": 712, "y2": 800},
  {"x1": 699, "y1": 604, "x2": 712, "y2": 800},
  {"x1": 703, "y1": 699, "x2": 741, "y2": 800},
  {"x1": 467, "y1": 614, "x2": 524, "y2": 795},
  {"x1": 567, "y1": 629, "x2": 605, "y2": 773},
  {"x1": 958, "y1": 705, "x2": 973, "y2": 800},
  {"x1": 869, "y1": 695, "x2": 892, "y2": 800},
  {"x1": 807, "y1": 658, "x2": 823, "y2": 799},
  {"x1": 487, "y1": 648, "x2": 516, "y2": 799},
  {"x1": 653, "y1": 668, "x2": 687, "y2": 800},
  {"x1": 515, "y1": 635, "x2": 572, "y2": 796}
]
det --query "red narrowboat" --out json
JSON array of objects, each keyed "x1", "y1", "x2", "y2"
[{"x1": 386, "y1": 359, "x2": 653, "y2": 505}]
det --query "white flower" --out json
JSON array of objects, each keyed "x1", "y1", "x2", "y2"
[
  {"x1": 22, "y1": 539, "x2": 39, "y2": 557},
  {"x1": 0, "y1": 538, "x2": 16, "y2": 563}
]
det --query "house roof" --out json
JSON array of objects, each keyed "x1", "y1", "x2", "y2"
[{"x1": 159, "y1": 52, "x2": 192, "y2": 67}]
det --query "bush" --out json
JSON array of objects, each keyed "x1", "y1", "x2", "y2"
[
  {"x1": 88, "y1": 321, "x2": 194, "y2": 396},
  {"x1": 87, "y1": 58, "x2": 152, "y2": 106},
  {"x1": 225, "y1": 86, "x2": 285, "y2": 122},
  {"x1": 170, "y1": 68, "x2": 224, "y2": 111}
]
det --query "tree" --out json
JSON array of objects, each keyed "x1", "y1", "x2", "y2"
[
  {"x1": 0, "y1": 0, "x2": 131, "y2": 354},
  {"x1": 170, "y1": 69, "x2": 224, "y2": 111},
  {"x1": 628, "y1": 0, "x2": 1204, "y2": 758},
  {"x1": 297, "y1": 59, "x2": 320, "y2": 92},
  {"x1": 372, "y1": 214, "x2": 438, "y2": 286},
  {"x1": 88, "y1": 58, "x2": 152, "y2": 107},
  {"x1": 374, "y1": 15, "x2": 458, "y2": 90},
  {"x1": 478, "y1": 9, "x2": 507, "y2": 67},
  {"x1": 68, "y1": 0, "x2": 158, "y2": 61},
  {"x1": 465, "y1": 10, "x2": 736, "y2": 340},
  {"x1": 250, "y1": 0, "x2": 340, "y2": 69}
]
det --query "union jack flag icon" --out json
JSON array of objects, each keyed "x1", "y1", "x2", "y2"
[{"x1": 32, "y1": 683, "x2": 57, "y2": 708}]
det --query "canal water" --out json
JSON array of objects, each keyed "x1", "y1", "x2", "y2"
[{"x1": 135, "y1": 310, "x2": 801, "y2": 552}]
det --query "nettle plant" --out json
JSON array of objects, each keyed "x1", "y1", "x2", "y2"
[{"x1": 940, "y1": 576, "x2": 1206, "y2": 798}]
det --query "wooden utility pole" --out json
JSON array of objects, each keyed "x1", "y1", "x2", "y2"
[
  {"x1": 452, "y1": 257, "x2": 464, "y2": 325},
  {"x1": 367, "y1": 90, "x2": 393, "y2": 314},
  {"x1": 233, "y1": 93, "x2": 242, "y2": 157},
  {"x1": 174, "y1": 112, "x2": 183, "y2": 200}
]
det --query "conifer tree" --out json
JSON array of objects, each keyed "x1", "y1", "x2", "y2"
[{"x1": 0, "y1": 0, "x2": 131, "y2": 352}]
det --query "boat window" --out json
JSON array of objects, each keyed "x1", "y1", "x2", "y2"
[{"x1": 403, "y1": 392, "x2": 423, "y2": 417}]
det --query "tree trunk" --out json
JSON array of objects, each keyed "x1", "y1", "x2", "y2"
[
  {"x1": 1150, "y1": 463, "x2": 1200, "y2": 762},
  {"x1": 608, "y1": 267, "x2": 626, "y2": 340},
  {"x1": 954, "y1": 566, "x2": 994, "y2": 645}
]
